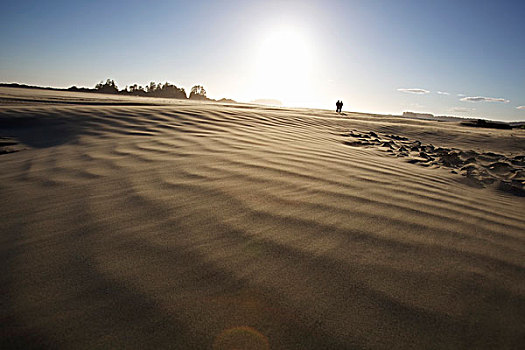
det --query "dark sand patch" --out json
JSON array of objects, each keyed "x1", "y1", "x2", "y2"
[{"x1": 342, "y1": 130, "x2": 525, "y2": 196}]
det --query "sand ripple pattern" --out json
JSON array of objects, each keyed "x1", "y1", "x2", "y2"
[{"x1": 1, "y1": 103, "x2": 525, "y2": 349}]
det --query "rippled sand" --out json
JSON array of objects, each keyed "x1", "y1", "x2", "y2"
[{"x1": 1, "y1": 87, "x2": 524, "y2": 349}]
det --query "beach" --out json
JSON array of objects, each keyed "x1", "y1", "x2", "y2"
[{"x1": 1, "y1": 87, "x2": 524, "y2": 349}]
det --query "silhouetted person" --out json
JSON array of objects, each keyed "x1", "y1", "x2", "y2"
[{"x1": 336, "y1": 100, "x2": 343, "y2": 113}]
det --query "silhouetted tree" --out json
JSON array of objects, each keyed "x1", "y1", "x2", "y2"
[
  {"x1": 155, "y1": 82, "x2": 187, "y2": 99},
  {"x1": 94, "y1": 79, "x2": 188, "y2": 99},
  {"x1": 128, "y1": 84, "x2": 140, "y2": 94},
  {"x1": 189, "y1": 85, "x2": 207, "y2": 100},
  {"x1": 147, "y1": 81, "x2": 158, "y2": 94},
  {"x1": 95, "y1": 79, "x2": 118, "y2": 94}
]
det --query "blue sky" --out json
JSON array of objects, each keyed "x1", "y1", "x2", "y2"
[{"x1": 1, "y1": 0, "x2": 524, "y2": 121}]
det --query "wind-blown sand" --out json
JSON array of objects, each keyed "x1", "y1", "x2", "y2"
[{"x1": 1, "y1": 87, "x2": 524, "y2": 349}]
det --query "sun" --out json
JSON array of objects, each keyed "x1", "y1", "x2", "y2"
[{"x1": 252, "y1": 27, "x2": 314, "y2": 106}]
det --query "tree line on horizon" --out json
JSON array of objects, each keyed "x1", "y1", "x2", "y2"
[
  {"x1": 9, "y1": 78, "x2": 234, "y2": 103},
  {"x1": 89, "y1": 79, "x2": 211, "y2": 100}
]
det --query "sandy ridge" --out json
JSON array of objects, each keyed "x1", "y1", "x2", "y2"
[{"x1": 1, "y1": 91, "x2": 525, "y2": 349}]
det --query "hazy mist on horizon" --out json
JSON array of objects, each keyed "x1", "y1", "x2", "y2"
[{"x1": 1, "y1": 0, "x2": 524, "y2": 121}]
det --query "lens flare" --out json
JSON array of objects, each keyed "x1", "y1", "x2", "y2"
[{"x1": 213, "y1": 326, "x2": 269, "y2": 350}]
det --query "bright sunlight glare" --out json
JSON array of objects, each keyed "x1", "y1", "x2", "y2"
[{"x1": 252, "y1": 27, "x2": 315, "y2": 106}]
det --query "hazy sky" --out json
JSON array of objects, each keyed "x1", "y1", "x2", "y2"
[{"x1": 1, "y1": 0, "x2": 524, "y2": 121}]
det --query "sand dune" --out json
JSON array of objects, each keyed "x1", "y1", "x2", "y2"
[{"x1": 1, "y1": 87, "x2": 524, "y2": 349}]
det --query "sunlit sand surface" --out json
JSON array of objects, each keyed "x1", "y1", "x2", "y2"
[{"x1": 1, "y1": 87, "x2": 524, "y2": 349}]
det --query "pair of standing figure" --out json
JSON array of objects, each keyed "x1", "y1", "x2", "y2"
[{"x1": 336, "y1": 100, "x2": 343, "y2": 113}]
